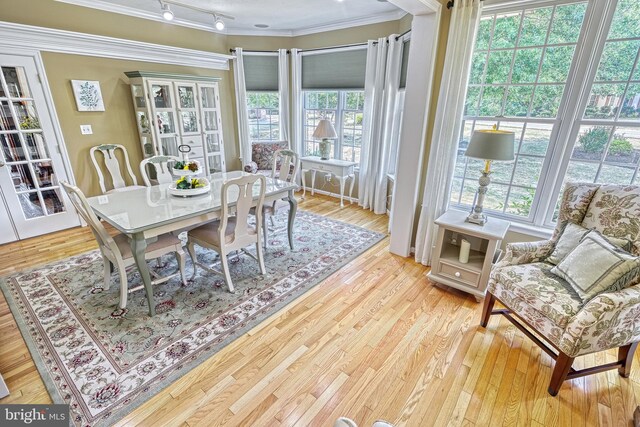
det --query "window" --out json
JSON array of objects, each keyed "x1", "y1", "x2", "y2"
[
  {"x1": 303, "y1": 90, "x2": 364, "y2": 162},
  {"x1": 561, "y1": 0, "x2": 640, "y2": 218},
  {"x1": 450, "y1": 1, "x2": 608, "y2": 226},
  {"x1": 247, "y1": 92, "x2": 280, "y2": 142}
]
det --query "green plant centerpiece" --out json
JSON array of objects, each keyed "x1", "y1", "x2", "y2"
[
  {"x1": 173, "y1": 160, "x2": 199, "y2": 173},
  {"x1": 175, "y1": 176, "x2": 205, "y2": 190}
]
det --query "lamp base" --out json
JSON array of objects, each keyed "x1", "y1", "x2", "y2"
[
  {"x1": 466, "y1": 212, "x2": 488, "y2": 225},
  {"x1": 319, "y1": 139, "x2": 331, "y2": 160},
  {"x1": 465, "y1": 169, "x2": 491, "y2": 226}
]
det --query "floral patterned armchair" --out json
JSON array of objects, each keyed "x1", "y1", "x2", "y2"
[
  {"x1": 243, "y1": 141, "x2": 289, "y2": 175},
  {"x1": 481, "y1": 182, "x2": 640, "y2": 396}
]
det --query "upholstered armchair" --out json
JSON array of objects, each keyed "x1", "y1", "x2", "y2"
[
  {"x1": 243, "y1": 141, "x2": 289, "y2": 175},
  {"x1": 482, "y1": 182, "x2": 640, "y2": 396}
]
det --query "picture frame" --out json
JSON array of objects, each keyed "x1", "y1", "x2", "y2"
[{"x1": 71, "y1": 80, "x2": 105, "y2": 112}]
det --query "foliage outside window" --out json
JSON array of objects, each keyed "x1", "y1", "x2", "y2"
[
  {"x1": 561, "y1": 0, "x2": 640, "y2": 220},
  {"x1": 451, "y1": 0, "x2": 640, "y2": 227},
  {"x1": 303, "y1": 90, "x2": 364, "y2": 163},
  {"x1": 247, "y1": 92, "x2": 280, "y2": 142},
  {"x1": 452, "y1": 2, "x2": 588, "y2": 220}
]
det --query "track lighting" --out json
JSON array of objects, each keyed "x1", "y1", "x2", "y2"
[
  {"x1": 214, "y1": 15, "x2": 225, "y2": 31},
  {"x1": 161, "y1": 3, "x2": 174, "y2": 21}
]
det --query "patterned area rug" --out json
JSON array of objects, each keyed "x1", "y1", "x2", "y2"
[{"x1": 0, "y1": 210, "x2": 384, "y2": 427}]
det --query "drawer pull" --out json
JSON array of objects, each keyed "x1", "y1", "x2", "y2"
[{"x1": 454, "y1": 271, "x2": 461, "y2": 278}]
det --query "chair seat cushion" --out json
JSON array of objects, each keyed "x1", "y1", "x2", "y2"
[
  {"x1": 114, "y1": 233, "x2": 182, "y2": 259},
  {"x1": 188, "y1": 218, "x2": 256, "y2": 247},
  {"x1": 489, "y1": 262, "x2": 583, "y2": 330}
]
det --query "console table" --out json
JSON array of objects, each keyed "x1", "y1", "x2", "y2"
[
  {"x1": 427, "y1": 209, "x2": 510, "y2": 301},
  {"x1": 300, "y1": 156, "x2": 357, "y2": 208}
]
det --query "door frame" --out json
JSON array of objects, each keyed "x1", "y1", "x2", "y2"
[
  {"x1": 0, "y1": 48, "x2": 77, "y2": 188},
  {"x1": 0, "y1": 48, "x2": 80, "y2": 237}
]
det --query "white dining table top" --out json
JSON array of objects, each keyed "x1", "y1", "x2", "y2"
[{"x1": 88, "y1": 171, "x2": 297, "y2": 235}]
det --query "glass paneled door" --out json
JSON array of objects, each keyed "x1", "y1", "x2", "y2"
[{"x1": 0, "y1": 55, "x2": 79, "y2": 243}]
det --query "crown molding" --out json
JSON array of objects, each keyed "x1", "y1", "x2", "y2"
[
  {"x1": 0, "y1": 21, "x2": 232, "y2": 70},
  {"x1": 55, "y1": 0, "x2": 407, "y2": 38}
]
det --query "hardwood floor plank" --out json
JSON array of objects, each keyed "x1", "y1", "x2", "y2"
[{"x1": 1, "y1": 193, "x2": 637, "y2": 426}]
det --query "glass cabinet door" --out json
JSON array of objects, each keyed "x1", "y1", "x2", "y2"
[
  {"x1": 175, "y1": 83, "x2": 200, "y2": 135},
  {"x1": 148, "y1": 81, "x2": 178, "y2": 156},
  {"x1": 199, "y1": 83, "x2": 225, "y2": 173}
]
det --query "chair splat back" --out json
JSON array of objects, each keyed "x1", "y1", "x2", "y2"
[
  {"x1": 272, "y1": 149, "x2": 299, "y2": 183},
  {"x1": 220, "y1": 174, "x2": 266, "y2": 247},
  {"x1": 60, "y1": 182, "x2": 120, "y2": 261},
  {"x1": 140, "y1": 155, "x2": 181, "y2": 186},
  {"x1": 90, "y1": 144, "x2": 139, "y2": 194}
]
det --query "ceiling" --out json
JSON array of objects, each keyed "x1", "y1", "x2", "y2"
[{"x1": 56, "y1": 0, "x2": 407, "y2": 37}]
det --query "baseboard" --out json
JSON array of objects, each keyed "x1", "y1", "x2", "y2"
[{"x1": 300, "y1": 188, "x2": 358, "y2": 204}]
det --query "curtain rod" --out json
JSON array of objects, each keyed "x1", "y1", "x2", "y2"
[
  {"x1": 229, "y1": 49, "x2": 289, "y2": 54},
  {"x1": 395, "y1": 29, "x2": 411, "y2": 41},
  {"x1": 230, "y1": 31, "x2": 412, "y2": 55}
]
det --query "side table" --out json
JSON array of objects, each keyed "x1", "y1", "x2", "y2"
[
  {"x1": 426, "y1": 209, "x2": 510, "y2": 301},
  {"x1": 300, "y1": 156, "x2": 357, "y2": 208}
]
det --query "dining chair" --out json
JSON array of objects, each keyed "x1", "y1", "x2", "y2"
[
  {"x1": 140, "y1": 155, "x2": 181, "y2": 186},
  {"x1": 187, "y1": 174, "x2": 267, "y2": 293},
  {"x1": 90, "y1": 144, "x2": 145, "y2": 194},
  {"x1": 257, "y1": 149, "x2": 299, "y2": 247},
  {"x1": 60, "y1": 181, "x2": 188, "y2": 310}
]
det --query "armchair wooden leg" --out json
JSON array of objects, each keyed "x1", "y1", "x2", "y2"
[
  {"x1": 549, "y1": 352, "x2": 574, "y2": 396},
  {"x1": 618, "y1": 342, "x2": 639, "y2": 378},
  {"x1": 480, "y1": 292, "x2": 496, "y2": 327}
]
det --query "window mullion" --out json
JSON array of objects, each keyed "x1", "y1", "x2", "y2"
[{"x1": 538, "y1": 0, "x2": 620, "y2": 226}]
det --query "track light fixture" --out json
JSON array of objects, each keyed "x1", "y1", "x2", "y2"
[
  {"x1": 158, "y1": 0, "x2": 234, "y2": 30},
  {"x1": 161, "y1": 3, "x2": 174, "y2": 21},
  {"x1": 214, "y1": 14, "x2": 225, "y2": 31}
]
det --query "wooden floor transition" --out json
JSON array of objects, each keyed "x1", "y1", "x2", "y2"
[{"x1": 0, "y1": 193, "x2": 637, "y2": 426}]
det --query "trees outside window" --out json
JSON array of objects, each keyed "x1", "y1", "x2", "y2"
[
  {"x1": 451, "y1": 0, "x2": 640, "y2": 227},
  {"x1": 303, "y1": 90, "x2": 364, "y2": 162},
  {"x1": 247, "y1": 92, "x2": 280, "y2": 142}
]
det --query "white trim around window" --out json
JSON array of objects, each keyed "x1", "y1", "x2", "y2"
[{"x1": 450, "y1": 0, "x2": 638, "y2": 232}]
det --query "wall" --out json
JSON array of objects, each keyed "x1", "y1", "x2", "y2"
[
  {"x1": 0, "y1": 0, "x2": 412, "y2": 201},
  {"x1": 41, "y1": 53, "x2": 238, "y2": 197},
  {"x1": 0, "y1": 0, "x2": 227, "y2": 52}
]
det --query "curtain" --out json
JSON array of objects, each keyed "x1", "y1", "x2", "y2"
[
  {"x1": 414, "y1": 0, "x2": 483, "y2": 265},
  {"x1": 291, "y1": 48, "x2": 304, "y2": 158},
  {"x1": 278, "y1": 49, "x2": 290, "y2": 144},
  {"x1": 358, "y1": 36, "x2": 403, "y2": 215},
  {"x1": 232, "y1": 48, "x2": 252, "y2": 167}
]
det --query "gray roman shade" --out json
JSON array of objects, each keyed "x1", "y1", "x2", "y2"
[
  {"x1": 302, "y1": 49, "x2": 367, "y2": 90},
  {"x1": 243, "y1": 55, "x2": 279, "y2": 91},
  {"x1": 399, "y1": 40, "x2": 410, "y2": 89}
]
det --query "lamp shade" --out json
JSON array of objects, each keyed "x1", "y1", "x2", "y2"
[
  {"x1": 465, "y1": 129, "x2": 515, "y2": 161},
  {"x1": 313, "y1": 119, "x2": 338, "y2": 139}
]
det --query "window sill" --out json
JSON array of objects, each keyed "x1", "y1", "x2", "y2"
[{"x1": 505, "y1": 220, "x2": 553, "y2": 240}]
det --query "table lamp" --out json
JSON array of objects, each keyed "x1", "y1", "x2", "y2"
[
  {"x1": 313, "y1": 119, "x2": 337, "y2": 160},
  {"x1": 464, "y1": 125, "x2": 515, "y2": 225}
]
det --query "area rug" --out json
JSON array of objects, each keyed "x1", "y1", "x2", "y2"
[{"x1": 0, "y1": 210, "x2": 384, "y2": 427}]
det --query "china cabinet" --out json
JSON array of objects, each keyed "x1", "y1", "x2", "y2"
[{"x1": 125, "y1": 71, "x2": 226, "y2": 174}]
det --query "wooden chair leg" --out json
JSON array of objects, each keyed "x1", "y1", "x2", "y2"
[
  {"x1": 548, "y1": 352, "x2": 574, "y2": 396},
  {"x1": 480, "y1": 292, "x2": 496, "y2": 327},
  {"x1": 618, "y1": 342, "x2": 639, "y2": 377}
]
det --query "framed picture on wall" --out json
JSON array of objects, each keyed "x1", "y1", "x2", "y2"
[{"x1": 71, "y1": 80, "x2": 105, "y2": 112}]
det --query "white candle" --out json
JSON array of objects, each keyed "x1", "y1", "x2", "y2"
[{"x1": 459, "y1": 239, "x2": 471, "y2": 264}]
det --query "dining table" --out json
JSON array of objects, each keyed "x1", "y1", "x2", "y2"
[{"x1": 88, "y1": 171, "x2": 298, "y2": 317}]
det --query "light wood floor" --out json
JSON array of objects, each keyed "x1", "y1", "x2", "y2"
[{"x1": 0, "y1": 193, "x2": 637, "y2": 426}]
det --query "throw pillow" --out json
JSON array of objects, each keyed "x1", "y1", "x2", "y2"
[
  {"x1": 547, "y1": 222, "x2": 631, "y2": 265},
  {"x1": 550, "y1": 231, "x2": 640, "y2": 301},
  {"x1": 547, "y1": 222, "x2": 590, "y2": 265}
]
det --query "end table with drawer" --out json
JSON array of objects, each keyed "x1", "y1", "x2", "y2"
[
  {"x1": 427, "y1": 209, "x2": 510, "y2": 302},
  {"x1": 300, "y1": 156, "x2": 357, "y2": 208}
]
